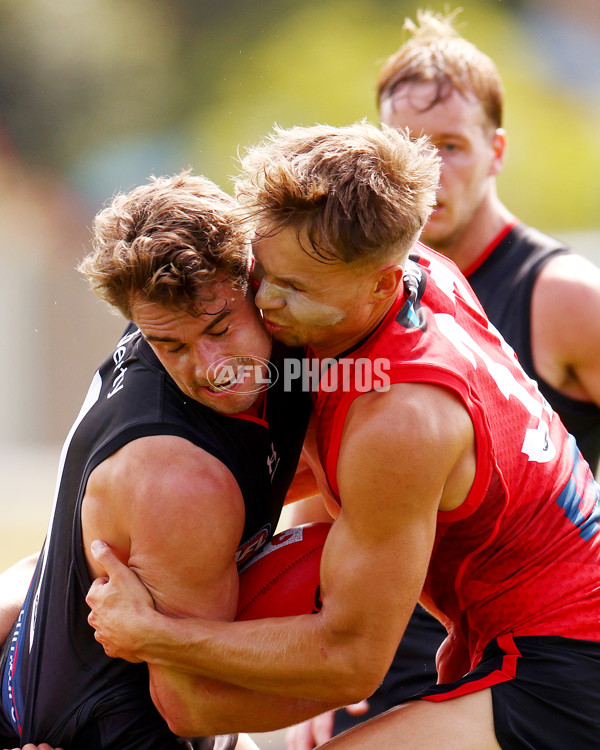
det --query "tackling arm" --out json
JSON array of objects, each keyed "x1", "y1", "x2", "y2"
[
  {"x1": 84, "y1": 435, "x2": 337, "y2": 736},
  {"x1": 89, "y1": 384, "x2": 475, "y2": 710}
]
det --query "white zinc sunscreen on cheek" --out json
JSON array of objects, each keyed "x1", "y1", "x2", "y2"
[
  {"x1": 260, "y1": 280, "x2": 346, "y2": 326},
  {"x1": 288, "y1": 294, "x2": 346, "y2": 326}
]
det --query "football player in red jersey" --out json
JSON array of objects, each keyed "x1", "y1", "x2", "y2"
[{"x1": 288, "y1": 9, "x2": 600, "y2": 747}]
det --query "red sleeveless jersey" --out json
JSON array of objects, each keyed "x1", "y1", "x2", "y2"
[{"x1": 311, "y1": 244, "x2": 600, "y2": 668}]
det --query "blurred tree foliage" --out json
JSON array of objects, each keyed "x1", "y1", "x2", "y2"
[{"x1": 0, "y1": 0, "x2": 598, "y2": 232}]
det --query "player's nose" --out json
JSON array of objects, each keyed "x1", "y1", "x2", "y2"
[{"x1": 255, "y1": 279, "x2": 286, "y2": 310}]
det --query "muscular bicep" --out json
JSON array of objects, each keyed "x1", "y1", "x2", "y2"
[
  {"x1": 318, "y1": 384, "x2": 475, "y2": 676},
  {"x1": 83, "y1": 435, "x2": 245, "y2": 622},
  {"x1": 83, "y1": 436, "x2": 337, "y2": 735}
]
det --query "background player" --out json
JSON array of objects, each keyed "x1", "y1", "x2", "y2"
[
  {"x1": 0, "y1": 172, "x2": 317, "y2": 749},
  {"x1": 86, "y1": 122, "x2": 600, "y2": 749},
  {"x1": 377, "y1": 9, "x2": 600, "y2": 472}
]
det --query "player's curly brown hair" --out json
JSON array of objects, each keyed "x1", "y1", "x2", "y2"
[
  {"x1": 79, "y1": 171, "x2": 251, "y2": 319},
  {"x1": 235, "y1": 120, "x2": 439, "y2": 265},
  {"x1": 377, "y1": 9, "x2": 503, "y2": 131}
]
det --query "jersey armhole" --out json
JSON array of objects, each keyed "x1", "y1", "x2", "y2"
[{"x1": 322, "y1": 368, "x2": 493, "y2": 521}]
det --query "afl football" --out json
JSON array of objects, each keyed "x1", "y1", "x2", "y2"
[{"x1": 236, "y1": 522, "x2": 331, "y2": 620}]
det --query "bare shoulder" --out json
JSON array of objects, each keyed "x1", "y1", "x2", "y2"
[
  {"x1": 343, "y1": 381, "x2": 473, "y2": 449},
  {"x1": 87, "y1": 434, "x2": 242, "y2": 515},
  {"x1": 536, "y1": 252, "x2": 600, "y2": 314},
  {"x1": 534, "y1": 253, "x2": 600, "y2": 365},
  {"x1": 339, "y1": 382, "x2": 476, "y2": 514},
  {"x1": 82, "y1": 435, "x2": 245, "y2": 584}
]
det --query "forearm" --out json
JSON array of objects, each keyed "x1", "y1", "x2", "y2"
[
  {"x1": 86, "y1": 536, "x2": 362, "y2": 702},
  {"x1": 149, "y1": 663, "x2": 340, "y2": 736},
  {"x1": 139, "y1": 610, "x2": 381, "y2": 705}
]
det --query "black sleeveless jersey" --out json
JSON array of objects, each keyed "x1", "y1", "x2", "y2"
[
  {"x1": 468, "y1": 222, "x2": 600, "y2": 470},
  {"x1": 0, "y1": 324, "x2": 310, "y2": 749}
]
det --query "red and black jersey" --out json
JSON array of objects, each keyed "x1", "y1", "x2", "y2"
[{"x1": 311, "y1": 244, "x2": 600, "y2": 669}]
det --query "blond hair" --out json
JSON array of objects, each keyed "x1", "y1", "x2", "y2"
[
  {"x1": 377, "y1": 9, "x2": 503, "y2": 129},
  {"x1": 235, "y1": 120, "x2": 439, "y2": 265},
  {"x1": 79, "y1": 172, "x2": 250, "y2": 319}
]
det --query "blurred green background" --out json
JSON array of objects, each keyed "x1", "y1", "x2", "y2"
[
  {"x1": 0, "y1": 0, "x2": 599, "y2": 566},
  {"x1": 2, "y1": 0, "x2": 599, "y2": 227}
]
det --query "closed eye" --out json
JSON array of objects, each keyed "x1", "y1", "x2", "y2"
[
  {"x1": 209, "y1": 325, "x2": 230, "y2": 338},
  {"x1": 164, "y1": 343, "x2": 186, "y2": 355},
  {"x1": 282, "y1": 280, "x2": 305, "y2": 292}
]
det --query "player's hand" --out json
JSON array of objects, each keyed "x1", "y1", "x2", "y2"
[
  {"x1": 86, "y1": 540, "x2": 155, "y2": 663},
  {"x1": 5, "y1": 745, "x2": 64, "y2": 750},
  {"x1": 285, "y1": 702, "x2": 369, "y2": 749}
]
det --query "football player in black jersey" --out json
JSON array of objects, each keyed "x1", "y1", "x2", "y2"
[
  {"x1": 0, "y1": 172, "x2": 317, "y2": 750},
  {"x1": 287, "y1": 9, "x2": 600, "y2": 749}
]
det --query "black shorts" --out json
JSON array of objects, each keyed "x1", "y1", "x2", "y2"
[
  {"x1": 416, "y1": 633, "x2": 600, "y2": 749},
  {"x1": 0, "y1": 679, "x2": 238, "y2": 750}
]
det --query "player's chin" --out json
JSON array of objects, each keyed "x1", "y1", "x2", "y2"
[
  {"x1": 269, "y1": 327, "x2": 307, "y2": 348},
  {"x1": 207, "y1": 389, "x2": 263, "y2": 415}
]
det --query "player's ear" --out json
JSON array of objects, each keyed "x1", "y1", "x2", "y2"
[
  {"x1": 373, "y1": 264, "x2": 404, "y2": 301},
  {"x1": 489, "y1": 128, "x2": 507, "y2": 176}
]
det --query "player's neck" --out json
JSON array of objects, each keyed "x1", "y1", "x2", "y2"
[
  {"x1": 243, "y1": 389, "x2": 266, "y2": 418},
  {"x1": 430, "y1": 196, "x2": 514, "y2": 272}
]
